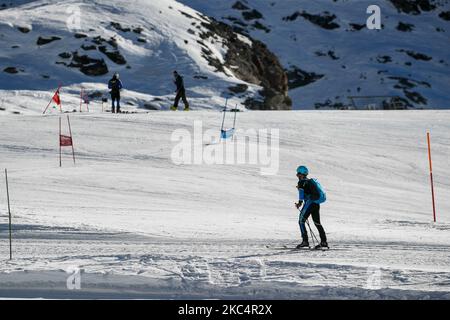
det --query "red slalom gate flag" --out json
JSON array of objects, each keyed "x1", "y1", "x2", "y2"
[
  {"x1": 60, "y1": 134, "x2": 73, "y2": 147},
  {"x1": 52, "y1": 89, "x2": 61, "y2": 105}
]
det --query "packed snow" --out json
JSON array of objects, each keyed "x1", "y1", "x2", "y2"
[{"x1": 0, "y1": 110, "x2": 449, "y2": 299}]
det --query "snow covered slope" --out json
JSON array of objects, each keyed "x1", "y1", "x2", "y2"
[
  {"x1": 0, "y1": 111, "x2": 449, "y2": 298},
  {"x1": 0, "y1": 0, "x2": 270, "y2": 112},
  {"x1": 1, "y1": 0, "x2": 449, "y2": 111},
  {"x1": 180, "y1": 0, "x2": 450, "y2": 109}
]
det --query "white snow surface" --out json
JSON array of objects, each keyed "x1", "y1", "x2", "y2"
[
  {"x1": 1, "y1": 0, "x2": 449, "y2": 111},
  {"x1": 0, "y1": 110, "x2": 449, "y2": 299}
]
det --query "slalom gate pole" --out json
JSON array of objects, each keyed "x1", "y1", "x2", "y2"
[
  {"x1": 79, "y1": 89, "x2": 83, "y2": 112},
  {"x1": 59, "y1": 117, "x2": 62, "y2": 167},
  {"x1": 5, "y1": 169, "x2": 12, "y2": 260},
  {"x1": 427, "y1": 132, "x2": 437, "y2": 222},
  {"x1": 67, "y1": 116, "x2": 76, "y2": 165},
  {"x1": 233, "y1": 104, "x2": 237, "y2": 129},
  {"x1": 59, "y1": 83, "x2": 63, "y2": 113},
  {"x1": 43, "y1": 85, "x2": 61, "y2": 115},
  {"x1": 220, "y1": 98, "x2": 228, "y2": 141}
]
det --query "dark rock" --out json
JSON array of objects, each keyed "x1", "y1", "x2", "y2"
[
  {"x1": 59, "y1": 52, "x2": 72, "y2": 59},
  {"x1": 397, "y1": 22, "x2": 415, "y2": 32},
  {"x1": 41, "y1": 75, "x2": 50, "y2": 79},
  {"x1": 286, "y1": 66, "x2": 324, "y2": 89},
  {"x1": 11, "y1": 45, "x2": 20, "y2": 49},
  {"x1": 68, "y1": 52, "x2": 109, "y2": 76},
  {"x1": 253, "y1": 21, "x2": 271, "y2": 33},
  {"x1": 242, "y1": 9, "x2": 263, "y2": 21},
  {"x1": 143, "y1": 103, "x2": 159, "y2": 110},
  {"x1": 328, "y1": 51, "x2": 339, "y2": 60},
  {"x1": 17, "y1": 26, "x2": 31, "y2": 33},
  {"x1": 3, "y1": 67, "x2": 19, "y2": 74},
  {"x1": 389, "y1": 76, "x2": 431, "y2": 91},
  {"x1": 228, "y1": 84, "x2": 248, "y2": 94},
  {"x1": 110, "y1": 22, "x2": 131, "y2": 32},
  {"x1": 74, "y1": 33, "x2": 88, "y2": 38},
  {"x1": 80, "y1": 60, "x2": 108, "y2": 76},
  {"x1": 179, "y1": 11, "x2": 197, "y2": 20},
  {"x1": 107, "y1": 38, "x2": 118, "y2": 49},
  {"x1": 377, "y1": 55, "x2": 392, "y2": 63},
  {"x1": 283, "y1": 11, "x2": 340, "y2": 30},
  {"x1": 37, "y1": 36, "x2": 61, "y2": 46},
  {"x1": 133, "y1": 27, "x2": 144, "y2": 34},
  {"x1": 403, "y1": 50, "x2": 432, "y2": 61},
  {"x1": 349, "y1": 23, "x2": 365, "y2": 31},
  {"x1": 99, "y1": 46, "x2": 127, "y2": 65},
  {"x1": 137, "y1": 37, "x2": 147, "y2": 43},
  {"x1": 232, "y1": 1, "x2": 250, "y2": 11},
  {"x1": 81, "y1": 44, "x2": 97, "y2": 51},
  {"x1": 193, "y1": 74, "x2": 208, "y2": 80},
  {"x1": 439, "y1": 11, "x2": 450, "y2": 21},
  {"x1": 315, "y1": 100, "x2": 347, "y2": 110},
  {"x1": 200, "y1": 19, "x2": 290, "y2": 110},
  {"x1": 92, "y1": 36, "x2": 107, "y2": 45},
  {"x1": 389, "y1": 0, "x2": 436, "y2": 15},
  {"x1": 405, "y1": 90, "x2": 427, "y2": 105}
]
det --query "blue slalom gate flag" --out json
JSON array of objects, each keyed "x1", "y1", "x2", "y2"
[{"x1": 221, "y1": 128, "x2": 235, "y2": 140}]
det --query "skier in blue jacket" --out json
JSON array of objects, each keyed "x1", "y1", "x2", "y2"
[{"x1": 295, "y1": 166, "x2": 329, "y2": 249}]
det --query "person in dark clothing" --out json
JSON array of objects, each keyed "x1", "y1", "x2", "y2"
[
  {"x1": 108, "y1": 73, "x2": 123, "y2": 113},
  {"x1": 295, "y1": 166, "x2": 329, "y2": 250},
  {"x1": 170, "y1": 71, "x2": 190, "y2": 111}
]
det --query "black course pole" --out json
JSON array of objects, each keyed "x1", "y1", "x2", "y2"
[{"x1": 5, "y1": 169, "x2": 12, "y2": 260}]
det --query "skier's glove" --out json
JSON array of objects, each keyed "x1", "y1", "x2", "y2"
[{"x1": 295, "y1": 201, "x2": 303, "y2": 209}]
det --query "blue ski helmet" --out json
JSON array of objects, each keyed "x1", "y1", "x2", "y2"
[{"x1": 297, "y1": 166, "x2": 309, "y2": 176}]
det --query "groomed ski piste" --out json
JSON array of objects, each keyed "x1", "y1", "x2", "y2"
[{"x1": 0, "y1": 108, "x2": 449, "y2": 299}]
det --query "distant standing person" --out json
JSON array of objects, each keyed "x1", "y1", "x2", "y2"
[
  {"x1": 108, "y1": 73, "x2": 123, "y2": 113},
  {"x1": 170, "y1": 71, "x2": 190, "y2": 111}
]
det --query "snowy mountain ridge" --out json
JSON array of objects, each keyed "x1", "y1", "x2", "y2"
[
  {"x1": 180, "y1": 0, "x2": 450, "y2": 109},
  {"x1": 0, "y1": 0, "x2": 449, "y2": 114},
  {"x1": 0, "y1": 0, "x2": 290, "y2": 113}
]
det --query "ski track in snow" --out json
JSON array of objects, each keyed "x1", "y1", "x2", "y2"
[{"x1": 0, "y1": 111, "x2": 449, "y2": 299}]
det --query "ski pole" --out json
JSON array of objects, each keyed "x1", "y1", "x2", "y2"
[{"x1": 306, "y1": 219, "x2": 320, "y2": 247}]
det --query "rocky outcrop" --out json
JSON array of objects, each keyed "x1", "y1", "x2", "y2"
[
  {"x1": 17, "y1": 26, "x2": 31, "y2": 33},
  {"x1": 67, "y1": 51, "x2": 109, "y2": 76},
  {"x1": 439, "y1": 11, "x2": 450, "y2": 21},
  {"x1": 3, "y1": 67, "x2": 19, "y2": 74},
  {"x1": 37, "y1": 36, "x2": 61, "y2": 46},
  {"x1": 283, "y1": 11, "x2": 340, "y2": 30},
  {"x1": 286, "y1": 66, "x2": 324, "y2": 90},
  {"x1": 200, "y1": 19, "x2": 291, "y2": 110},
  {"x1": 397, "y1": 22, "x2": 415, "y2": 32},
  {"x1": 389, "y1": 0, "x2": 436, "y2": 15}
]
